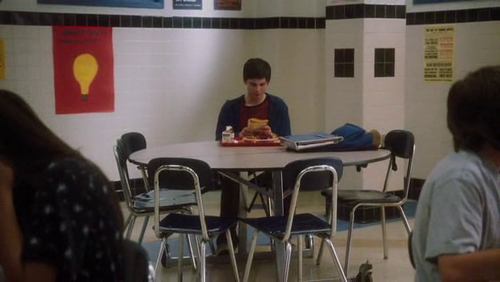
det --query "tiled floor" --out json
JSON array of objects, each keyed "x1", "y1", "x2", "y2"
[{"x1": 123, "y1": 191, "x2": 415, "y2": 282}]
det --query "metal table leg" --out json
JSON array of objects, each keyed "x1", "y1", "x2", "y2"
[{"x1": 272, "y1": 171, "x2": 285, "y2": 282}]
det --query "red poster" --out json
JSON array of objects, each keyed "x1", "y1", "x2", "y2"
[{"x1": 53, "y1": 26, "x2": 114, "y2": 114}]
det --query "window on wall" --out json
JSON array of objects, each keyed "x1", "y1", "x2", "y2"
[
  {"x1": 374, "y1": 48, "x2": 395, "y2": 77},
  {"x1": 334, "y1": 48, "x2": 354, "y2": 78}
]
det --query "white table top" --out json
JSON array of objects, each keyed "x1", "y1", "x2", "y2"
[{"x1": 129, "y1": 141, "x2": 391, "y2": 170}]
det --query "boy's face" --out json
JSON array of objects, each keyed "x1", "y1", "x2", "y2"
[{"x1": 244, "y1": 78, "x2": 268, "y2": 101}]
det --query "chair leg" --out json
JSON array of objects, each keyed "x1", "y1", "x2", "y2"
[
  {"x1": 148, "y1": 262, "x2": 156, "y2": 282},
  {"x1": 243, "y1": 230, "x2": 259, "y2": 282},
  {"x1": 226, "y1": 230, "x2": 240, "y2": 282},
  {"x1": 381, "y1": 207, "x2": 388, "y2": 260},
  {"x1": 138, "y1": 215, "x2": 149, "y2": 244},
  {"x1": 208, "y1": 240, "x2": 216, "y2": 256},
  {"x1": 155, "y1": 238, "x2": 167, "y2": 275},
  {"x1": 186, "y1": 234, "x2": 197, "y2": 271},
  {"x1": 397, "y1": 205, "x2": 412, "y2": 234},
  {"x1": 125, "y1": 215, "x2": 137, "y2": 240},
  {"x1": 316, "y1": 206, "x2": 333, "y2": 265},
  {"x1": 199, "y1": 240, "x2": 207, "y2": 282},
  {"x1": 267, "y1": 196, "x2": 274, "y2": 216},
  {"x1": 323, "y1": 238, "x2": 348, "y2": 282},
  {"x1": 124, "y1": 213, "x2": 133, "y2": 235},
  {"x1": 316, "y1": 239, "x2": 325, "y2": 265},
  {"x1": 178, "y1": 234, "x2": 185, "y2": 282},
  {"x1": 194, "y1": 235, "x2": 202, "y2": 267},
  {"x1": 246, "y1": 191, "x2": 260, "y2": 213},
  {"x1": 344, "y1": 207, "x2": 357, "y2": 274},
  {"x1": 282, "y1": 241, "x2": 292, "y2": 282},
  {"x1": 140, "y1": 166, "x2": 149, "y2": 191},
  {"x1": 297, "y1": 235, "x2": 303, "y2": 282},
  {"x1": 266, "y1": 196, "x2": 275, "y2": 251},
  {"x1": 305, "y1": 234, "x2": 314, "y2": 258},
  {"x1": 259, "y1": 193, "x2": 270, "y2": 217}
]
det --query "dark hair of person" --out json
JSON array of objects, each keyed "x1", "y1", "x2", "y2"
[
  {"x1": 243, "y1": 58, "x2": 271, "y2": 82},
  {"x1": 0, "y1": 89, "x2": 124, "y2": 230},
  {"x1": 447, "y1": 65, "x2": 500, "y2": 152}
]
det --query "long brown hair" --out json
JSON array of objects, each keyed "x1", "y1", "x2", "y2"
[{"x1": 0, "y1": 89, "x2": 124, "y2": 229}]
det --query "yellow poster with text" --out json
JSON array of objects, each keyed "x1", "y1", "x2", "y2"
[
  {"x1": 424, "y1": 25, "x2": 455, "y2": 82},
  {"x1": 0, "y1": 39, "x2": 4, "y2": 80}
]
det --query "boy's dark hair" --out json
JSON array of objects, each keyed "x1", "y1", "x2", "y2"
[
  {"x1": 243, "y1": 58, "x2": 271, "y2": 82},
  {"x1": 447, "y1": 65, "x2": 500, "y2": 152}
]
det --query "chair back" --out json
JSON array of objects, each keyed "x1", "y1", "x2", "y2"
[
  {"x1": 381, "y1": 130, "x2": 415, "y2": 200},
  {"x1": 121, "y1": 132, "x2": 147, "y2": 159},
  {"x1": 123, "y1": 239, "x2": 155, "y2": 282},
  {"x1": 282, "y1": 157, "x2": 343, "y2": 240},
  {"x1": 283, "y1": 157, "x2": 344, "y2": 192},
  {"x1": 121, "y1": 132, "x2": 150, "y2": 191},
  {"x1": 113, "y1": 139, "x2": 134, "y2": 209},
  {"x1": 384, "y1": 130, "x2": 415, "y2": 159},
  {"x1": 148, "y1": 158, "x2": 213, "y2": 239}
]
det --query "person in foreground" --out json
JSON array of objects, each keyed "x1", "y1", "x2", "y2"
[
  {"x1": 0, "y1": 90, "x2": 124, "y2": 281},
  {"x1": 412, "y1": 66, "x2": 500, "y2": 282},
  {"x1": 214, "y1": 58, "x2": 291, "y2": 254}
]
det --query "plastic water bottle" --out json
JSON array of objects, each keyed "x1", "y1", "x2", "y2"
[{"x1": 222, "y1": 126, "x2": 234, "y2": 143}]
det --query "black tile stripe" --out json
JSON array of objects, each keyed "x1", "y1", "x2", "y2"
[
  {"x1": 326, "y1": 4, "x2": 406, "y2": 20},
  {"x1": 0, "y1": 11, "x2": 324, "y2": 29},
  {"x1": 407, "y1": 7, "x2": 500, "y2": 25},
  {"x1": 3, "y1": 7, "x2": 497, "y2": 29}
]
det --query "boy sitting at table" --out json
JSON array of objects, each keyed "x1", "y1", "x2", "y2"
[{"x1": 214, "y1": 58, "x2": 291, "y2": 255}]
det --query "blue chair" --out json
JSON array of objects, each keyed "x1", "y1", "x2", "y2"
[
  {"x1": 321, "y1": 129, "x2": 415, "y2": 273},
  {"x1": 114, "y1": 139, "x2": 197, "y2": 244},
  {"x1": 148, "y1": 158, "x2": 240, "y2": 282},
  {"x1": 242, "y1": 157, "x2": 347, "y2": 282},
  {"x1": 115, "y1": 139, "x2": 199, "y2": 272}
]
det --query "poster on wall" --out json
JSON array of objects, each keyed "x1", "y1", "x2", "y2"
[
  {"x1": 173, "y1": 0, "x2": 202, "y2": 10},
  {"x1": 0, "y1": 39, "x2": 5, "y2": 80},
  {"x1": 423, "y1": 25, "x2": 455, "y2": 82},
  {"x1": 53, "y1": 26, "x2": 114, "y2": 114},
  {"x1": 38, "y1": 0, "x2": 163, "y2": 9},
  {"x1": 214, "y1": 0, "x2": 241, "y2": 10}
]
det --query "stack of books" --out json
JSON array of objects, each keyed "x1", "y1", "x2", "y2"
[{"x1": 279, "y1": 132, "x2": 343, "y2": 151}]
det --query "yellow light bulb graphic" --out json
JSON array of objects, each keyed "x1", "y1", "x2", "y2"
[{"x1": 73, "y1": 53, "x2": 98, "y2": 101}]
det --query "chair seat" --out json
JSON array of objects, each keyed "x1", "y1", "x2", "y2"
[
  {"x1": 335, "y1": 190, "x2": 402, "y2": 204},
  {"x1": 132, "y1": 189, "x2": 196, "y2": 211},
  {"x1": 159, "y1": 213, "x2": 238, "y2": 236},
  {"x1": 242, "y1": 214, "x2": 331, "y2": 239}
]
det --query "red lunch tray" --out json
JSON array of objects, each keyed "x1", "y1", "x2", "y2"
[{"x1": 220, "y1": 136, "x2": 282, "y2": 147}]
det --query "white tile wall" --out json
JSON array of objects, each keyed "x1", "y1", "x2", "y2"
[
  {"x1": 326, "y1": 15, "x2": 406, "y2": 190},
  {"x1": 0, "y1": 24, "x2": 325, "y2": 180},
  {"x1": 405, "y1": 20, "x2": 500, "y2": 179},
  {"x1": 256, "y1": 30, "x2": 326, "y2": 135},
  {"x1": 3, "y1": 0, "x2": 500, "y2": 185}
]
